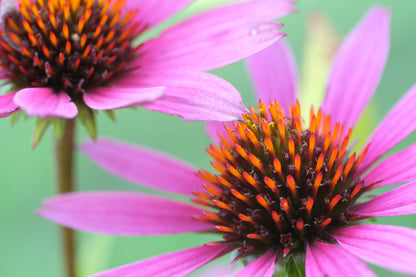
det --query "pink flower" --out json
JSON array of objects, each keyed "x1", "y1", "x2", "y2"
[
  {"x1": 39, "y1": 5, "x2": 416, "y2": 277},
  {"x1": 0, "y1": 0, "x2": 294, "y2": 120}
]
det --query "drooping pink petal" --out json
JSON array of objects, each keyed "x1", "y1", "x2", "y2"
[
  {"x1": 358, "y1": 84, "x2": 416, "y2": 174},
  {"x1": 205, "y1": 121, "x2": 229, "y2": 144},
  {"x1": 245, "y1": 39, "x2": 298, "y2": 115},
  {"x1": 362, "y1": 143, "x2": 416, "y2": 188},
  {"x1": 321, "y1": 6, "x2": 390, "y2": 130},
  {"x1": 82, "y1": 138, "x2": 204, "y2": 196},
  {"x1": 91, "y1": 244, "x2": 235, "y2": 277},
  {"x1": 83, "y1": 86, "x2": 164, "y2": 110},
  {"x1": 134, "y1": 18, "x2": 286, "y2": 72},
  {"x1": 235, "y1": 248, "x2": 280, "y2": 277},
  {"x1": 349, "y1": 181, "x2": 416, "y2": 217},
  {"x1": 38, "y1": 191, "x2": 209, "y2": 236},
  {"x1": 123, "y1": 0, "x2": 195, "y2": 30},
  {"x1": 306, "y1": 240, "x2": 375, "y2": 277},
  {"x1": 13, "y1": 88, "x2": 78, "y2": 118},
  {"x1": 0, "y1": 92, "x2": 19, "y2": 118},
  {"x1": 115, "y1": 70, "x2": 246, "y2": 121},
  {"x1": 333, "y1": 225, "x2": 416, "y2": 275}
]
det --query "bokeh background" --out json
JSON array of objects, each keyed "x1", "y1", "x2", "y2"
[{"x1": 2, "y1": 0, "x2": 416, "y2": 276}]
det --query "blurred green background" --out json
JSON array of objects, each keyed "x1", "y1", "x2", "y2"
[{"x1": 1, "y1": 0, "x2": 416, "y2": 276}]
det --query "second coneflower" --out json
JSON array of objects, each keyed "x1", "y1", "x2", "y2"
[{"x1": 38, "y1": 5, "x2": 416, "y2": 277}]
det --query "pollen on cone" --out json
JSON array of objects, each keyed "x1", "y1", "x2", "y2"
[
  {"x1": 193, "y1": 101, "x2": 367, "y2": 259},
  {"x1": 0, "y1": 0, "x2": 140, "y2": 97}
]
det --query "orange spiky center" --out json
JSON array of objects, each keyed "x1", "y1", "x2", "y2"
[
  {"x1": 0, "y1": 0, "x2": 142, "y2": 99},
  {"x1": 194, "y1": 100, "x2": 371, "y2": 259}
]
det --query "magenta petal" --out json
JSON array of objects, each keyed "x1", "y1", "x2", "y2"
[
  {"x1": 306, "y1": 240, "x2": 375, "y2": 277},
  {"x1": 82, "y1": 138, "x2": 204, "y2": 196},
  {"x1": 305, "y1": 241, "x2": 377, "y2": 277},
  {"x1": 123, "y1": 0, "x2": 194, "y2": 29},
  {"x1": 13, "y1": 88, "x2": 77, "y2": 118},
  {"x1": 91, "y1": 244, "x2": 235, "y2": 277},
  {"x1": 349, "y1": 181, "x2": 416, "y2": 217},
  {"x1": 83, "y1": 86, "x2": 164, "y2": 110},
  {"x1": 246, "y1": 40, "x2": 298, "y2": 115},
  {"x1": 362, "y1": 143, "x2": 416, "y2": 188},
  {"x1": 322, "y1": 6, "x2": 390, "y2": 129},
  {"x1": 235, "y1": 248, "x2": 280, "y2": 277},
  {"x1": 359, "y1": 84, "x2": 416, "y2": 173},
  {"x1": 135, "y1": 20, "x2": 285, "y2": 72},
  {"x1": 205, "y1": 121, "x2": 229, "y2": 144},
  {"x1": 116, "y1": 70, "x2": 246, "y2": 121},
  {"x1": 38, "y1": 191, "x2": 209, "y2": 235},
  {"x1": 132, "y1": 0, "x2": 294, "y2": 71},
  {"x1": 0, "y1": 92, "x2": 19, "y2": 118},
  {"x1": 333, "y1": 225, "x2": 416, "y2": 275}
]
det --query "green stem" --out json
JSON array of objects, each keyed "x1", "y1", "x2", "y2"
[{"x1": 55, "y1": 119, "x2": 76, "y2": 277}]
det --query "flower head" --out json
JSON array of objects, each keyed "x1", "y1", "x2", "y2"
[
  {"x1": 196, "y1": 100, "x2": 369, "y2": 260},
  {"x1": 38, "y1": 5, "x2": 416, "y2": 277},
  {"x1": 0, "y1": 0, "x2": 294, "y2": 137}
]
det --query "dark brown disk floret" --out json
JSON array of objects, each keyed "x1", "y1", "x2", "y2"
[
  {"x1": 0, "y1": 0, "x2": 142, "y2": 99},
  {"x1": 193, "y1": 100, "x2": 371, "y2": 259}
]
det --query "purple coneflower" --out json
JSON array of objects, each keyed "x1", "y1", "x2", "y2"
[
  {"x1": 39, "y1": 6, "x2": 416, "y2": 277},
  {"x1": 0, "y1": 0, "x2": 293, "y2": 122}
]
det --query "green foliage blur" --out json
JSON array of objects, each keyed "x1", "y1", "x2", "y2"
[{"x1": 1, "y1": 0, "x2": 416, "y2": 276}]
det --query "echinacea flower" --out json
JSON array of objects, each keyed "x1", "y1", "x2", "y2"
[
  {"x1": 0, "y1": 0, "x2": 293, "y2": 132},
  {"x1": 39, "y1": 5, "x2": 416, "y2": 277}
]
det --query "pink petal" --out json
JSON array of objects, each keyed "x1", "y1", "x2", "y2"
[
  {"x1": 135, "y1": 18, "x2": 286, "y2": 71},
  {"x1": 322, "y1": 6, "x2": 390, "y2": 129},
  {"x1": 245, "y1": 39, "x2": 298, "y2": 115},
  {"x1": 14, "y1": 88, "x2": 78, "y2": 118},
  {"x1": 82, "y1": 138, "x2": 204, "y2": 196},
  {"x1": 235, "y1": 248, "x2": 280, "y2": 277},
  {"x1": 306, "y1": 240, "x2": 375, "y2": 277},
  {"x1": 205, "y1": 121, "x2": 229, "y2": 144},
  {"x1": 0, "y1": 92, "x2": 19, "y2": 118},
  {"x1": 362, "y1": 143, "x2": 416, "y2": 188},
  {"x1": 123, "y1": 0, "x2": 194, "y2": 29},
  {"x1": 359, "y1": 84, "x2": 416, "y2": 174},
  {"x1": 83, "y1": 86, "x2": 164, "y2": 110},
  {"x1": 349, "y1": 181, "x2": 416, "y2": 217},
  {"x1": 333, "y1": 225, "x2": 416, "y2": 275},
  {"x1": 115, "y1": 70, "x2": 246, "y2": 121},
  {"x1": 91, "y1": 244, "x2": 235, "y2": 277},
  {"x1": 130, "y1": 0, "x2": 295, "y2": 70},
  {"x1": 38, "y1": 191, "x2": 209, "y2": 235}
]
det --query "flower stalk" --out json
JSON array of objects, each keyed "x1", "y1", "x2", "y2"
[{"x1": 55, "y1": 119, "x2": 76, "y2": 277}]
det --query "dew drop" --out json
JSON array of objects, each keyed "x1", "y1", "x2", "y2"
[{"x1": 251, "y1": 29, "x2": 258, "y2": 36}]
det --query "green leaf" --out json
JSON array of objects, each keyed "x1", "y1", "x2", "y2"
[
  {"x1": 284, "y1": 255, "x2": 305, "y2": 277},
  {"x1": 32, "y1": 118, "x2": 50, "y2": 149},
  {"x1": 9, "y1": 111, "x2": 22, "y2": 126},
  {"x1": 78, "y1": 105, "x2": 97, "y2": 139},
  {"x1": 104, "y1": 110, "x2": 116, "y2": 121}
]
